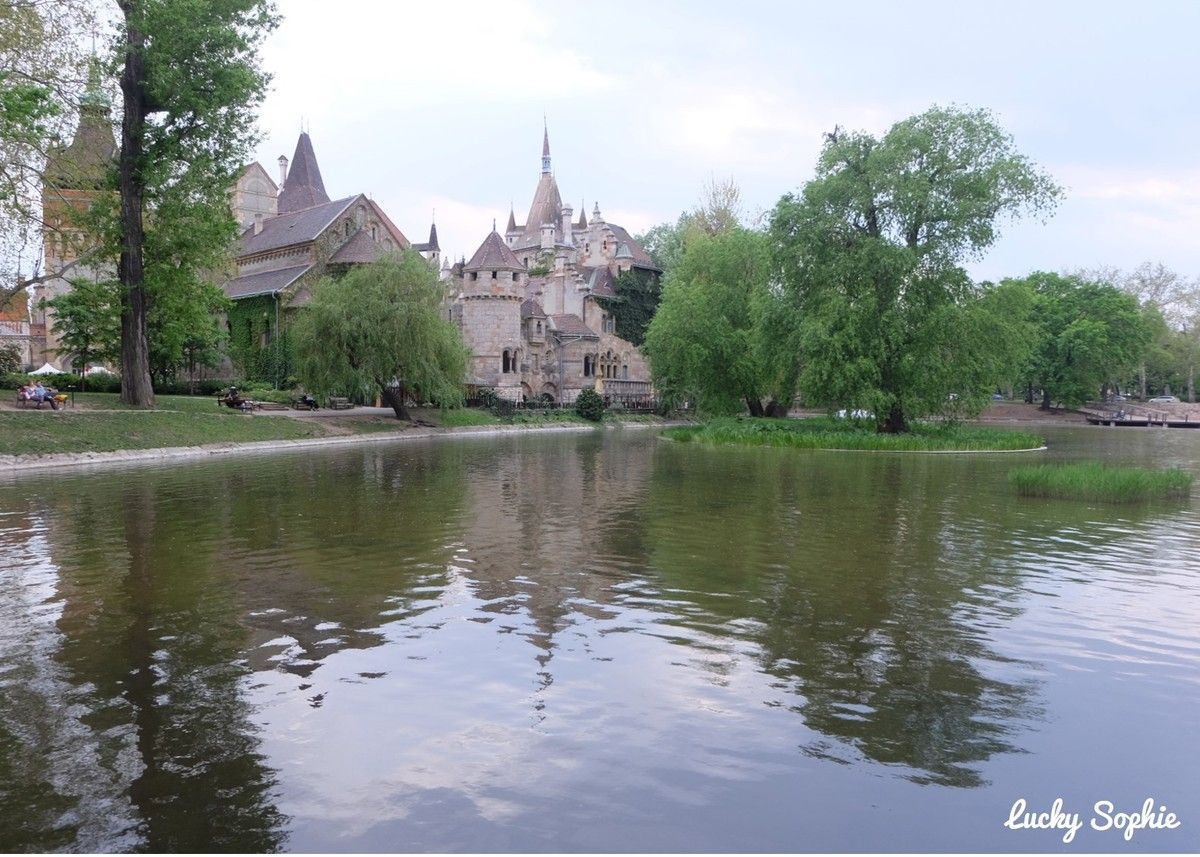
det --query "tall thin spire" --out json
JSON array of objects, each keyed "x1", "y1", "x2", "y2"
[{"x1": 541, "y1": 121, "x2": 551, "y2": 175}]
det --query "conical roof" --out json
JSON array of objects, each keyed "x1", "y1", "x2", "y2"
[
  {"x1": 44, "y1": 59, "x2": 116, "y2": 190},
  {"x1": 277, "y1": 132, "x2": 330, "y2": 213},
  {"x1": 464, "y1": 228, "x2": 525, "y2": 272},
  {"x1": 506, "y1": 206, "x2": 518, "y2": 233}
]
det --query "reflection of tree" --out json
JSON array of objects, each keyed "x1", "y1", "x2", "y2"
[
  {"x1": 642, "y1": 446, "x2": 1049, "y2": 787},
  {"x1": 1, "y1": 444, "x2": 470, "y2": 850}
]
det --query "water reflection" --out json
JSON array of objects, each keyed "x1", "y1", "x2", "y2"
[{"x1": 0, "y1": 427, "x2": 1197, "y2": 851}]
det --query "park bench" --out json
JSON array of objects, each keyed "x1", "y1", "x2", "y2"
[{"x1": 328, "y1": 396, "x2": 353, "y2": 410}]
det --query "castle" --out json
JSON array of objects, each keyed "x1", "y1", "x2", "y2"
[{"x1": 448, "y1": 128, "x2": 658, "y2": 404}]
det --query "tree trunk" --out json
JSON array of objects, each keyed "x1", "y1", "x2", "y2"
[
  {"x1": 381, "y1": 383, "x2": 410, "y2": 420},
  {"x1": 1024, "y1": 384, "x2": 1034, "y2": 404},
  {"x1": 1041, "y1": 388, "x2": 1052, "y2": 411},
  {"x1": 879, "y1": 403, "x2": 907, "y2": 434},
  {"x1": 765, "y1": 399, "x2": 788, "y2": 418},
  {"x1": 1138, "y1": 363, "x2": 1147, "y2": 400},
  {"x1": 117, "y1": 4, "x2": 155, "y2": 408},
  {"x1": 745, "y1": 396, "x2": 764, "y2": 417},
  {"x1": 1188, "y1": 363, "x2": 1195, "y2": 403}
]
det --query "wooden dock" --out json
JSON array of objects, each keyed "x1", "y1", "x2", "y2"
[{"x1": 1082, "y1": 408, "x2": 1200, "y2": 428}]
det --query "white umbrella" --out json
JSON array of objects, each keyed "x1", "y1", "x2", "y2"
[
  {"x1": 28, "y1": 363, "x2": 62, "y2": 375},
  {"x1": 84, "y1": 365, "x2": 113, "y2": 375}
]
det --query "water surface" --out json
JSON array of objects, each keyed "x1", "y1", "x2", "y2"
[{"x1": 1, "y1": 426, "x2": 1197, "y2": 851}]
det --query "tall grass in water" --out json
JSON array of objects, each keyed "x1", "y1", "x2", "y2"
[
  {"x1": 1010, "y1": 462, "x2": 1193, "y2": 503},
  {"x1": 664, "y1": 417, "x2": 1042, "y2": 452}
]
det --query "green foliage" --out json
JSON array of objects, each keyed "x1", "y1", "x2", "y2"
[
  {"x1": 1013, "y1": 272, "x2": 1147, "y2": 407},
  {"x1": 292, "y1": 252, "x2": 468, "y2": 419},
  {"x1": 1009, "y1": 462, "x2": 1192, "y2": 503},
  {"x1": 771, "y1": 105, "x2": 1061, "y2": 433},
  {"x1": 665, "y1": 417, "x2": 1043, "y2": 452},
  {"x1": 644, "y1": 227, "x2": 787, "y2": 415},
  {"x1": 593, "y1": 268, "x2": 661, "y2": 345},
  {"x1": 574, "y1": 386, "x2": 605, "y2": 421},
  {"x1": 0, "y1": 343, "x2": 21, "y2": 375},
  {"x1": 475, "y1": 387, "x2": 500, "y2": 410},
  {"x1": 436, "y1": 408, "x2": 499, "y2": 427},
  {"x1": 45, "y1": 277, "x2": 122, "y2": 380}
]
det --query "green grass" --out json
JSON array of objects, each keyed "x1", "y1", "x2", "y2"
[
  {"x1": 432, "y1": 408, "x2": 501, "y2": 427},
  {"x1": 0, "y1": 409, "x2": 326, "y2": 457},
  {"x1": 1009, "y1": 462, "x2": 1193, "y2": 503},
  {"x1": 72, "y1": 391, "x2": 231, "y2": 414},
  {"x1": 663, "y1": 416, "x2": 1043, "y2": 452}
]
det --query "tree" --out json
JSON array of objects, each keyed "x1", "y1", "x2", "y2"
[
  {"x1": 644, "y1": 227, "x2": 788, "y2": 415},
  {"x1": 112, "y1": 0, "x2": 277, "y2": 407},
  {"x1": 0, "y1": 1, "x2": 94, "y2": 291},
  {"x1": 0, "y1": 342, "x2": 20, "y2": 374},
  {"x1": 771, "y1": 105, "x2": 1061, "y2": 432},
  {"x1": 1014, "y1": 272, "x2": 1147, "y2": 408},
  {"x1": 637, "y1": 176, "x2": 747, "y2": 278},
  {"x1": 45, "y1": 276, "x2": 121, "y2": 387},
  {"x1": 292, "y1": 253, "x2": 469, "y2": 420},
  {"x1": 147, "y1": 276, "x2": 230, "y2": 388}
]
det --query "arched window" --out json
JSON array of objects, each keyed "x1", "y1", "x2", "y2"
[
  {"x1": 583, "y1": 355, "x2": 592, "y2": 377},
  {"x1": 502, "y1": 350, "x2": 511, "y2": 373},
  {"x1": 536, "y1": 321, "x2": 542, "y2": 333},
  {"x1": 492, "y1": 270, "x2": 497, "y2": 279},
  {"x1": 622, "y1": 365, "x2": 628, "y2": 379},
  {"x1": 344, "y1": 220, "x2": 352, "y2": 237}
]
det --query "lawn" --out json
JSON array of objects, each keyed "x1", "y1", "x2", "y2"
[
  {"x1": 1009, "y1": 462, "x2": 1193, "y2": 503},
  {"x1": 663, "y1": 416, "x2": 1044, "y2": 452}
]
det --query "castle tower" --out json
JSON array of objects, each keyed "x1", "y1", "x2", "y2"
[
  {"x1": 38, "y1": 56, "x2": 118, "y2": 369},
  {"x1": 459, "y1": 227, "x2": 527, "y2": 398}
]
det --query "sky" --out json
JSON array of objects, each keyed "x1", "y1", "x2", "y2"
[{"x1": 248, "y1": 0, "x2": 1200, "y2": 281}]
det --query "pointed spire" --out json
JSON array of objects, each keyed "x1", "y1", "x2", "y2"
[
  {"x1": 541, "y1": 121, "x2": 551, "y2": 175},
  {"x1": 277, "y1": 131, "x2": 330, "y2": 214},
  {"x1": 506, "y1": 203, "x2": 517, "y2": 233},
  {"x1": 427, "y1": 220, "x2": 439, "y2": 251},
  {"x1": 577, "y1": 199, "x2": 587, "y2": 228},
  {"x1": 79, "y1": 55, "x2": 110, "y2": 112}
]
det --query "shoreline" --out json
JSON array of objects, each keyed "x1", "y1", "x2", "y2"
[{"x1": 0, "y1": 420, "x2": 680, "y2": 476}]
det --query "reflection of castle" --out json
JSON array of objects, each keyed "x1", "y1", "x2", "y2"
[{"x1": 447, "y1": 129, "x2": 658, "y2": 404}]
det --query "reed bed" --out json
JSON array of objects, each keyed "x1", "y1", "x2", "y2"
[{"x1": 1009, "y1": 462, "x2": 1193, "y2": 503}]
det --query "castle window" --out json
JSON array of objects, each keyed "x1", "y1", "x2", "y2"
[
  {"x1": 536, "y1": 321, "x2": 542, "y2": 333},
  {"x1": 344, "y1": 220, "x2": 351, "y2": 237},
  {"x1": 470, "y1": 272, "x2": 477, "y2": 281},
  {"x1": 502, "y1": 350, "x2": 511, "y2": 373},
  {"x1": 583, "y1": 355, "x2": 592, "y2": 377},
  {"x1": 371, "y1": 226, "x2": 377, "y2": 240},
  {"x1": 533, "y1": 354, "x2": 539, "y2": 371},
  {"x1": 492, "y1": 270, "x2": 497, "y2": 279},
  {"x1": 623, "y1": 365, "x2": 628, "y2": 379}
]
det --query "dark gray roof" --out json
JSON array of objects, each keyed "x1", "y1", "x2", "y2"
[
  {"x1": 521, "y1": 298, "x2": 546, "y2": 318},
  {"x1": 45, "y1": 101, "x2": 117, "y2": 190},
  {"x1": 465, "y1": 230, "x2": 525, "y2": 271},
  {"x1": 550, "y1": 314, "x2": 598, "y2": 338},
  {"x1": 238, "y1": 196, "x2": 356, "y2": 257},
  {"x1": 223, "y1": 264, "x2": 311, "y2": 299},
  {"x1": 277, "y1": 132, "x2": 331, "y2": 213},
  {"x1": 606, "y1": 224, "x2": 660, "y2": 271},
  {"x1": 521, "y1": 172, "x2": 564, "y2": 243},
  {"x1": 330, "y1": 229, "x2": 383, "y2": 264},
  {"x1": 583, "y1": 266, "x2": 617, "y2": 297},
  {"x1": 412, "y1": 222, "x2": 439, "y2": 252}
]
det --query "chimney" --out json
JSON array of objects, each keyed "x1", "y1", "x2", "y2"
[
  {"x1": 277, "y1": 155, "x2": 288, "y2": 185},
  {"x1": 561, "y1": 205, "x2": 573, "y2": 246},
  {"x1": 253, "y1": 212, "x2": 264, "y2": 235}
]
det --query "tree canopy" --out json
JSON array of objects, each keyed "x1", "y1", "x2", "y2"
[
  {"x1": 1012, "y1": 271, "x2": 1148, "y2": 408},
  {"x1": 770, "y1": 105, "x2": 1061, "y2": 431},
  {"x1": 643, "y1": 227, "x2": 789, "y2": 415},
  {"x1": 45, "y1": 276, "x2": 121, "y2": 386},
  {"x1": 291, "y1": 253, "x2": 469, "y2": 420}
]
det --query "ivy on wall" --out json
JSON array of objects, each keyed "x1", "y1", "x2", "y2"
[
  {"x1": 594, "y1": 268, "x2": 662, "y2": 346},
  {"x1": 226, "y1": 294, "x2": 293, "y2": 386}
]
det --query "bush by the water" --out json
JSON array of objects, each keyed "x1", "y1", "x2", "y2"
[
  {"x1": 1009, "y1": 462, "x2": 1193, "y2": 503},
  {"x1": 664, "y1": 416, "x2": 1042, "y2": 452},
  {"x1": 575, "y1": 387, "x2": 605, "y2": 422}
]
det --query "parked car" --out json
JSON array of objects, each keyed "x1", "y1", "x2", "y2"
[{"x1": 1147, "y1": 395, "x2": 1180, "y2": 403}]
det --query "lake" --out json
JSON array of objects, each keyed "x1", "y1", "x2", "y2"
[{"x1": 1, "y1": 425, "x2": 1197, "y2": 852}]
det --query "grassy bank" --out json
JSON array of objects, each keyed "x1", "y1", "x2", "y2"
[
  {"x1": 664, "y1": 416, "x2": 1043, "y2": 452},
  {"x1": 1009, "y1": 462, "x2": 1193, "y2": 503}
]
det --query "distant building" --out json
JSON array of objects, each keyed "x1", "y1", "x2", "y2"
[
  {"x1": 221, "y1": 132, "x2": 436, "y2": 376},
  {"x1": 447, "y1": 127, "x2": 658, "y2": 404}
]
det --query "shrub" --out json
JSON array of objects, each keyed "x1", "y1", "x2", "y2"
[
  {"x1": 575, "y1": 387, "x2": 605, "y2": 422},
  {"x1": 1009, "y1": 462, "x2": 1193, "y2": 503},
  {"x1": 0, "y1": 344, "x2": 20, "y2": 375},
  {"x1": 476, "y1": 387, "x2": 499, "y2": 410}
]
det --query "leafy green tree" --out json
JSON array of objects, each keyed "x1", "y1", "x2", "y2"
[
  {"x1": 45, "y1": 276, "x2": 121, "y2": 388},
  {"x1": 0, "y1": 342, "x2": 21, "y2": 374},
  {"x1": 292, "y1": 253, "x2": 469, "y2": 420},
  {"x1": 0, "y1": 1, "x2": 93, "y2": 290},
  {"x1": 147, "y1": 276, "x2": 230, "y2": 387},
  {"x1": 771, "y1": 105, "x2": 1061, "y2": 432},
  {"x1": 1014, "y1": 272, "x2": 1147, "y2": 408},
  {"x1": 111, "y1": 0, "x2": 277, "y2": 407},
  {"x1": 644, "y1": 227, "x2": 787, "y2": 415}
]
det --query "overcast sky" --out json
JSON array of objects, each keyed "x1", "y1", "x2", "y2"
[{"x1": 248, "y1": 0, "x2": 1200, "y2": 281}]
